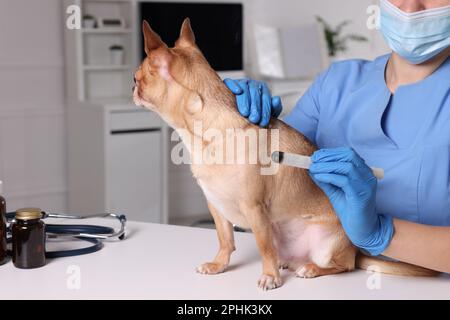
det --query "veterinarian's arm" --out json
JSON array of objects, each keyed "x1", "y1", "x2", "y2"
[
  {"x1": 383, "y1": 219, "x2": 450, "y2": 274},
  {"x1": 282, "y1": 69, "x2": 330, "y2": 145}
]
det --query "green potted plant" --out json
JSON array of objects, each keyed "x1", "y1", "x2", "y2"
[
  {"x1": 316, "y1": 16, "x2": 368, "y2": 58},
  {"x1": 109, "y1": 44, "x2": 124, "y2": 65}
]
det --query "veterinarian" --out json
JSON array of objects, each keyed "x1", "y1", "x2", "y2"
[{"x1": 225, "y1": 0, "x2": 450, "y2": 273}]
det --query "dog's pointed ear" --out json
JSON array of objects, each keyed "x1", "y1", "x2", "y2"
[
  {"x1": 142, "y1": 20, "x2": 167, "y2": 55},
  {"x1": 175, "y1": 18, "x2": 196, "y2": 48}
]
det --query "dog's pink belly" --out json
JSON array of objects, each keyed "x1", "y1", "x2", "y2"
[{"x1": 272, "y1": 219, "x2": 334, "y2": 269}]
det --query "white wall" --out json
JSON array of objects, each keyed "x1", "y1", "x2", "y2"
[
  {"x1": 0, "y1": 0, "x2": 67, "y2": 212},
  {"x1": 244, "y1": 0, "x2": 389, "y2": 75}
]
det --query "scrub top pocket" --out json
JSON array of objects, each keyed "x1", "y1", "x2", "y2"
[
  {"x1": 356, "y1": 147, "x2": 423, "y2": 223},
  {"x1": 417, "y1": 145, "x2": 450, "y2": 226}
]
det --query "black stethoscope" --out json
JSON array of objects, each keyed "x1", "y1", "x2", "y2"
[{"x1": 5, "y1": 211, "x2": 126, "y2": 258}]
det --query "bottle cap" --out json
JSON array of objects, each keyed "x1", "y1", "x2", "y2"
[{"x1": 15, "y1": 208, "x2": 43, "y2": 221}]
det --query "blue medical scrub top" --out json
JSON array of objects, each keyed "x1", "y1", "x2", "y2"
[{"x1": 284, "y1": 54, "x2": 450, "y2": 226}]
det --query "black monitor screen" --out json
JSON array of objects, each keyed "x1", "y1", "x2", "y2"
[{"x1": 139, "y1": 2, "x2": 243, "y2": 71}]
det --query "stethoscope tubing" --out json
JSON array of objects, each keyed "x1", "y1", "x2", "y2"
[{"x1": 5, "y1": 211, "x2": 126, "y2": 258}]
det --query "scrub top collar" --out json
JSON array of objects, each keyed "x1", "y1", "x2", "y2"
[
  {"x1": 355, "y1": 53, "x2": 450, "y2": 94},
  {"x1": 348, "y1": 53, "x2": 450, "y2": 151}
]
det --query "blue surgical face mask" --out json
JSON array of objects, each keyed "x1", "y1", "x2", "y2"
[{"x1": 380, "y1": 0, "x2": 450, "y2": 64}]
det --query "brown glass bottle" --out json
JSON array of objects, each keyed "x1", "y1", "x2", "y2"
[
  {"x1": 0, "y1": 181, "x2": 7, "y2": 265},
  {"x1": 12, "y1": 208, "x2": 46, "y2": 269}
]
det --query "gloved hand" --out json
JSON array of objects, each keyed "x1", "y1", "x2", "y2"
[
  {"x1": 308, "y1": 147, "x2": 394, "y2": 256},
  {"x1": 224, "y1": 78, "x2": 283, "y2": 127}
]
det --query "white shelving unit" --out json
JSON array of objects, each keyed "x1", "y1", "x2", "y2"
[
  {"x1": 82, "y1": 28, "x2": 133, "y2": 34},
  {"x1": 82, "y1": 65, "x2": 132, "y2": 71},
  {"x1": 65, "y1": 0, "x2": 138, "y2": 101},
  {"x1": 64, "y1": 0, "x2": 169, "y2": 223}
]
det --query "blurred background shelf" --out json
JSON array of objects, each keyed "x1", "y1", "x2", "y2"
[
  {"x1": 82, "y1": 65, "x2": 131, "y2": 71},
  {"x1": 82, "y1": 28, "x2": 132, "y2": 34},
  {"x1": 65, "y1": 0, "x2": 136, "y2": 101}
]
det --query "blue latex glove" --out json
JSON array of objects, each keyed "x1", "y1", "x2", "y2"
[
  {"x1": 224, "y1": 78, "x2": 283, "y2": 127},
  {"x1": 308, "y1": 147, "x2": 394, "y2": 256}
]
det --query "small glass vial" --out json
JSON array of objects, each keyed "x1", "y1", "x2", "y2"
[
  {"x1": 0, "y1": 181, "x2": 7, "y2": 265},
  {"x1": 12, "y1": 208, "x2": 46, "y2": 269}
]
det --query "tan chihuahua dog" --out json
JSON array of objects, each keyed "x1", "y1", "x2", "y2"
[{"x1": 133, "y1": 19, "x2": 436, "y2": 290}]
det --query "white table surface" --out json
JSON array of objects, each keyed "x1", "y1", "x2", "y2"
[{"x1": 1, "y1": 218, "x2": 449, "y2": 300}]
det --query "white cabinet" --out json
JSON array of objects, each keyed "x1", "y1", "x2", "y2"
[
  {"x1": 107, "y1": 123, "x2": 162, "y2": 222},
  {"x1": 67, "y1": 101, "x2": 168, "y2": 223}
]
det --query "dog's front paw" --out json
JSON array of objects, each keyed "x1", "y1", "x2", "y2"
[
  {"x1": 295, "y1": 263, "x2": 320, "y2": 278},
  {"x1": 257, "y1": 274, "x2": 282, "y2": 291},
  {"x1": 196, "y1": 262, "x2": 227, "y2": 275}
]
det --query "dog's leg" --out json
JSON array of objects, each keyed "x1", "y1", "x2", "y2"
[
  {"x1": 196, "y1": 202, "x2": 235, "y2": 275},
  {"x1": 295, "y1": 245, "x2": 355, "y2": 278},
  {"x1": 295, "y1": 262, "x2": 347, "y2": 278},
  {"x1": 242, "y1": 203, "x2": 282, "y2": 290}
]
